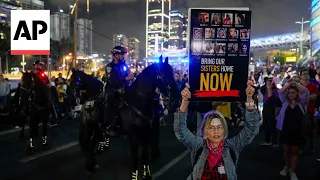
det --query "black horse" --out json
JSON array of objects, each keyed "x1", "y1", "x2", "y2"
[
  {"x1": 69, "y1": 69, "x2": 105, "y2": 174},
  {"x1": 71, "y1": 56, "x2": 179, "y2": 179},
  {"x1": 120, "y1": 57, "x2": 178, "y2": 179},
  {"x1": 17, "y1": 71, "x2": 52, "y2": 150}
]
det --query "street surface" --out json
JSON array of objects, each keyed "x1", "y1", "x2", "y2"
[{"x1": 0, "y1": 114, "x2": 319, "y2": 180}]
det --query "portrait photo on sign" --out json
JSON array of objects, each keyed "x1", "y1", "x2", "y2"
[
  {"x1": 228, "y1": 43, "x2": 238, "y2": 54},
  {"x1": 240, "y1": 43, "x2": 248, "y2": 55},
  {"x1": 198, "y1": 12, "x2": 209, "y2": 23},
  {"x1": 216, "y1": 28, "x2": 227, "y2": 38},
  {"x1": 228, "y1": 28, "x2": 238, "y2": 39},
  {"x1": 211, "y1": 13, "x2": 221, "y2": 25},
  {"x1": 215, "y1": 43, "x2": 226, "y2": 54},
  {"x1": 235, "y1": 14, "x2": 245, "y2": 25},
  {"x1": 222, "y1": 13, "x2": 233, "y2": 25},
  {"x1": 191, "y1": 41, "x2": 203, "y2": 54},
  {"x1": 205, "y1": 28, "x2": 215, "y2": 39},
  {"x1": 193, "y1": 28, "x2": 203, "y2": 40},
  {"x1": 240, "y1": 29, "x2": 250, "y2": 39},
  {"x1": 203, "y1": 41, "x2": 215, "y2": 54}
]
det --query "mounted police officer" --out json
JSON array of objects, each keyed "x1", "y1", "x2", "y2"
[
  {"x1": 28, "y1": 60, "x2": 52, "y2": 150},
  {"x1": 101, "y1": 46, "x2": 134, "y2": 148}
]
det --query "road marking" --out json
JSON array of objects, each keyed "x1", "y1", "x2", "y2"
[
  {"x1": 153, "y1": 150, "x2": 189, "y2": 179},
  {"x1": 19, "y1": 141, "x2": 79, "y2": 163},
  {"x1": 0, "y1": 123, "x2": 43, "y2": 136}
]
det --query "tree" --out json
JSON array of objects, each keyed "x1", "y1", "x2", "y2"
[
  {"x1": 0, "y1": 22, "x2": 10, "y2": 52},
  {"x1": 50, "y1": 38, "x2": 73, "y2": 70},
  {"x1": 0, "y1": 22, "x2": 10, "y2": 73}
]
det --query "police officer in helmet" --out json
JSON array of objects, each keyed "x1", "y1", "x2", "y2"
[
  {"x1": 27, "y1": 60, "x2": 52, "y2": 150},
  {"x1": 101, "y1": 46, "x2": 134, "y2": 147},
  {"x1": 32, "y1": 60, "x2": 51, "y2": 87}
]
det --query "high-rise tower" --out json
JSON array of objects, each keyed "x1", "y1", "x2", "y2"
[{"x1": 146, "y1": 0, "x2": 171, "y2": 57}]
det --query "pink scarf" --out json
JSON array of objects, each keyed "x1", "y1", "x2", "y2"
[{"x1": 206, "y1": 139, "x2": 224, "y2": 168}]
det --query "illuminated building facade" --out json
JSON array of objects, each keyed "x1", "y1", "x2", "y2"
[
  {"x1": 145, "y1": 48, "x2": 188, "y2": 67},
  {"x1": 113, "y1": 34, "x2": 129, "y2": 47},
  {"x1": 146, "y1": 0, "x2": 171, "y2": 57},
  {"x1": 0, "y1": 0, "x2": 20, "y2": 23},
  {"x1": 20, "y1": 0, "x2": 44, "y2": 10},
  {"x1": 311, "y1": 0, "x2": 320, "y2": 55},
  {"x1": 50, "y1": 12, "x2": 70, "y2": 41},
  {"x1": 169, "y1": 10, "x2": 187, "y2": 49},
  {"x1": 128, "y1": 37, "x2": 140, "y2": 61},
  {"x1": 77, "y1": 18, "x2": 92, "y2": 56}
]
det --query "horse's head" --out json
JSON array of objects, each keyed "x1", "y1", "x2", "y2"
[
  {"x1": 21, "y1": 71, "x2": 34, "y2": 89},
  {"x1": 69, "y1": 68, "x2": 81, "y2": 89},
  {"x1": 154, "y1": 56, "x2": 180, "y2": 110}
]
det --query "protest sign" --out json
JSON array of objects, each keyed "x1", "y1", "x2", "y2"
[{"x1": 188, "y1": 8, "x2": 251, "y2": 102}]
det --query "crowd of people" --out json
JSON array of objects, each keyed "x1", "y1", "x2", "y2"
[
  {"x1": 0, "y1": 74, "x2": 11, "y2": 116},
  {"x1": 172, "y1": 64, "x2": 320, "y2": 180},
  {"x1": 1, "y1": 50, "x2": 320, "y2": 179}
]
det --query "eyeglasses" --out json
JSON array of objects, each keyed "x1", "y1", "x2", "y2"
[{"x1": 207, "y1": 125, "x2": 224, "y2": 132}]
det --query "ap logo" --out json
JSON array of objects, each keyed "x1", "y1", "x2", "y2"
[{"x1": 10, "y1": 10, "x2": 50, "y2": 55}]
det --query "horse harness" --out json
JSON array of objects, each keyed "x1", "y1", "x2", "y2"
[
  {"x1": 19, "y1": 86, "x2": 44, "y2": 113},
  {"x1": 123, "y1": 67, "x2": 170, "y2": 122}
]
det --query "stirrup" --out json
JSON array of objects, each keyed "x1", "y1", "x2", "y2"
[
  {"x1": 143, "y1": 165, "x2": 151, "y2": 179},
  {"x1": 28, "y1": 138, "x2": 34, "y2": 149},
  {"x1": 104, "y1": 137, "x2": 109, "y2": 148},
  {"x1": 97, "y1": 142, "x2": 105, "y2": 152},
  {"x1": 42, "y1": 136, "x2": 47, "y2": 145},
  {"x1": 132, "y1": 170, "x2": 138, "y2": 180}
]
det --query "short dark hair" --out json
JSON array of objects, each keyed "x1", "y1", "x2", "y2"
[{"x1": 299, "y1": 69, "x2": 308, "y2": 76}]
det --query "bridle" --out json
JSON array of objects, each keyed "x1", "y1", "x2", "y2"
[{"x1": 127, "y1": 64, "x2": 171, "y2": 120}]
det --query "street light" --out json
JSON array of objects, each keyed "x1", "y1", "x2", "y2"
[
  {"x1": 21, "y1": 55, "x2": 26, "y2": 72},
  {"x1": 295, "y1": 17, "x2": 310, "y2": 58},
  {"x1": 5, "y1": 50, "x2": 10, "y2": 74}
]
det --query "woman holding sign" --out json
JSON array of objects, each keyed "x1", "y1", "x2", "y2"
[{"x1": 174, "y1": 82, "x2": 260, "y2": 179}]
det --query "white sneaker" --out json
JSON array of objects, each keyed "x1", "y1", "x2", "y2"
[
  {"x1": 280, "y1": 166, "x2": 288, "y2": 176},
  {"x1": 290, "y1": 172, "x2": 298, "y2": 180}
]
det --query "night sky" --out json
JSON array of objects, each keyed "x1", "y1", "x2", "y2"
[{"x1": 46, "y1": 0, "x2": 311, "y2": 55}]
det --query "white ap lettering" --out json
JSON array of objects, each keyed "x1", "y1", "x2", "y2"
[{"x1": 13, "y1": 20, "x2": 47, "y2": 40}]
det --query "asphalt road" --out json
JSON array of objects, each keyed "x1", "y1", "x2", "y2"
[{"x1": 0, "y1": 114, "x2": 319, "y2": 180}]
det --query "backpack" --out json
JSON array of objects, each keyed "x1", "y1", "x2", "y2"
[{"x1": 194, "y1": 146, "x2": 236, "y2": 166}]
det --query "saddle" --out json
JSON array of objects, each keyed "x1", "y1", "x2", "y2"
[{"x1": 116, "y1": 88, "x2": 125, "y2": 108}]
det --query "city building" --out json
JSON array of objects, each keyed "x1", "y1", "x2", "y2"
[
  {"x1": 50, "y1": 12, "x2": 70, "y2": 41},
  {"x1": 77, "y1": 18, "x2": 92, "y2": 56},
  {"x1": 20, "y1": 0, "x2": 44, "y2": 10},
  {"x1": 113, "y1": 34, "x2": 129, "y2": 47},
  {"x1": 0, "y1": 0, "x2": 44, "y2": 23},
  {"x1": 146, "y1": 0, "x2": 171, "y2": 57},
  {"x1": 169, "y1": 10, "x2": 187, "y2": 49},
  {"x1": 182, "y1": 17, "x2": 188, "y2": 49},
  {"x1": 128, "y1": 37, "x2": 140, "y2": 61},
  {"x1": 145, "y1": 48, "x2": 188, "y2": 67},
  {"x1": 311, "y1": 0, "x2": 320, "y2": 56},
  {"x1": 0, "y1": 0, "x2": 21, "y2": 23}
]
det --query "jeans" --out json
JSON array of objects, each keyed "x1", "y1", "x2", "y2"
[
  {"x1": 262, "y1": 113, "x2": 277, "y2": 144},
  {"x1": 305, "y1": 113, "x2": 315, "y2": 152},
  {"x1": 0, "y1": 96, "x2": 7, "y2": 106}
]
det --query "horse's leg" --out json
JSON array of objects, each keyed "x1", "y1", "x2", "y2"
[
  {"x1": 150, "y1": 115, "x2": 160, "y2": 161},
  {"x1": 79, "y1": 123, "x2": 99, "y2": 175},
  {"x1": 20, "y1": 115, "x2": 27, "y2": 138},
  {"x1": 41, "y1": 109, "x2": 49, "y2": 147},
  {"x1": 142, "y1": 126, "x2": 152, "y2": 180},
  {"x1": 130, "y1": 131, "x2": 140, "y2": 180},
  {"x1": 28, "y1": 110, "x2": 37, "y2": 150}
]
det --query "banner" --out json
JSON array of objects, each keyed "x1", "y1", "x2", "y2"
[{"x1": 188, "y1": 8, "x2": 251, "y2": 102}]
